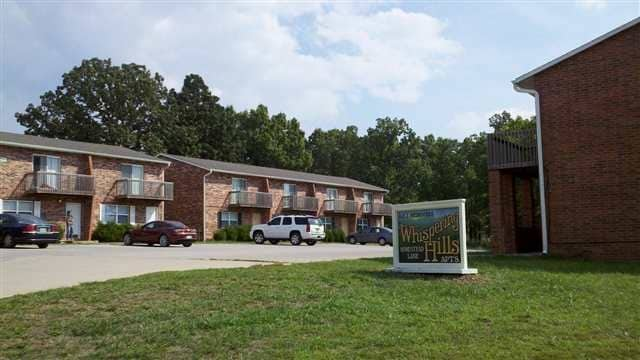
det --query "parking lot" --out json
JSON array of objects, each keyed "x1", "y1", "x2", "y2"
[{"x1": 0, "y1": 242, "x2": 392, "y2": 298}]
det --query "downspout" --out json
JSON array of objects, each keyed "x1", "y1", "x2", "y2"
[
  {"x1": 202, "y1": 169, "x2": 213, "y2": 242},
  {"x1": 513, "y1": 83, "x2": 548, "y2": 254}
]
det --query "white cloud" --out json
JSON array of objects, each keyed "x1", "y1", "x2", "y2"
[
  {"x1": 445, "y1": 107, "x2": 535, "y2": 140},
  {"x1": 2, "y1": 2, "x2": 461, "y2": 133},
  {"x1": 575, "y1": 0, "x2": 607, "y2": 10}
]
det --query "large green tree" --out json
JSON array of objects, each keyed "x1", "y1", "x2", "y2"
[
  {"x1": 16, "y1": 58, "x2": 168, "y2": 154},
  {"x1": 307, "y1": 126, "x2": 362, "y2": 178}
]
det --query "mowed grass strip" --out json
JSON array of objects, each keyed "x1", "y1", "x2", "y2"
[{"x1": 1, "y1": 256, "x2": 639, "y2": 359}]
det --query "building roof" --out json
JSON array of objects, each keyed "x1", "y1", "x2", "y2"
[
  {"x1": 513, "y1": 17, "x2": 640, "y2": 87},
  {"x1": 161, "y1": 153, "x2": 388, "y2": 193},
  {"x1": 0, "y1": 131, "x2": 170, "y2": 164}
]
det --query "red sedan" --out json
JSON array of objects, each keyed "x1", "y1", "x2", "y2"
[{"x1": 123, "y1": 221, "x2": 197, "y2": 247}]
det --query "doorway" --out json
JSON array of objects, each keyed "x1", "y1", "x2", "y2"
[{"x1": 65, "y1": 202, "x2": 82, "y2": 240}]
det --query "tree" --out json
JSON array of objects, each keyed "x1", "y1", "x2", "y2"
[
  {"x1": 16, "y1": 58, "x2": 168, "y2": 154},
  {"x1": 307, "y1": 126, "x2": 361, "y2": 177},
  {"x1": 489, "y1": 111, "x2": 535, "y2": 132}
]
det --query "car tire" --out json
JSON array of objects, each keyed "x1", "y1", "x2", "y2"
[
  {"x1": 306, "y1": 240, "x2": 317, "y2": 246},
  {"x1": 360, "y1": 242, "x2": 366, "y2": 245},
  {"x1": 253, "y1": 231, "x2": 265, "y2": 244},
  {"x1": 159, "y1": 234, "x2": 170, "y2": 247},
  {"x1": 289, "y1": 232, "x2": 302, "y2": 246},
  {"x1": 378, "y1": 237, "x2": 387, "y2": 246},
  {"x1": 123, "y1": 233, "x2": 133, "y2": 246},
  {"x1": 3, "y1": 234, "x2": 15, "y2": 249},
  {"x1": 183, "y1": 242, "x2": 192, "y2": 247},
  {"x1": 269, "y1": 239, "x2": 280, "y2": 245},
  {"x1": 147, "y1": 242, "x2": 153, "y2": 246},
  {"x1": 38, "y1": 243, "x2": 49, "y2": 249},
  {"x1": 348, "y1": 236, "x2": 357, "y2": 245}
]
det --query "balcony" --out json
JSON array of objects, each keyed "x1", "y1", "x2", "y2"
[
  {"x1": 115, "y1": 179, "x2": 174, "y2": 200},
  {"x1": 282, "y1": 195, "x2": 318, "y2": 212},
  {"x1": 229, "y1": 191, "x2": 273, "y2": 208},
  {"x1": 324, "y1": 199, "x2": 358, "y2": 214},
  {"x1": 487, "y1": 128, "x2": 538, "y2": 170},
  {"x1": 23, "y1": 172, "x2": 95, "y2": 196},
  {"x1": 368, "y1": 202, "x2": 392, "y2": 216}
]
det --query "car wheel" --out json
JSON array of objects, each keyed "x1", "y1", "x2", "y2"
[
  {"x1": 183, "y1": 242, "x2": 192, "y2": 247},
  {"x1": 378, "y1": 237, "x2": 387, "y2": 246},
  {"x1": 147, "y1": 242, "x2": 153, "y2": 246},
  {"x1": 290, "y1": 232, "x2": 302, "y2": 246},
  {"x1": 38, "y1": 243, "x2": 49, "y2": 249},
  {"x1": 269, "y1": 239, "x2": 280, "y2": 245},
  {"x1": 360, "y1": 242, "x2": 366, "y2": 245},
  {"x1": 348, "y1": 236, "x2": 357, "y2": 245},
  {"x1": 123, "y1": 233, "x2": 133, "y2": 246},
  {"x1": 253, "y1": 231, "x2": 265, "y2": 244},
  {"x1": 306, "y1": 240, "x2": 317, "y2": 246},
  {"x1": 159, "y1": 235, "x2": 170, "y2": 247},
  {"x1": 3, "y1": 234, "x2": 15, "y2": 249}
]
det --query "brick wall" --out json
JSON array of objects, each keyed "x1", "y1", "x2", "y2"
[
  {"x1": 163, "y1": 161, "x2": 207, "y2": 237},
  {"x1": 529, "y1": 23, "x2": 640, "y2": 260}
]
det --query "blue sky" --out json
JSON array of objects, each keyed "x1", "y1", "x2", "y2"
[{"x1": 1, "y1": 1, "x2": 638, "y2": 139}]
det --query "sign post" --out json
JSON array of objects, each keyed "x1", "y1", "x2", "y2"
[{"x1": 392, "y1": 199, "x2": 477, "y2": 274}]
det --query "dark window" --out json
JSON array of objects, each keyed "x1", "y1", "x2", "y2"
[
  {"x1": 165, "y1": 221, "x2": 186, "y2": 228},
  {"x1": 294, "y1": 217, "x2": 308, "y2": 225},
  {"x1": 283, "y1": 217, "x2": 292, "y2": 225},
  {"x1": 0, "y1": 214, "x2": 13, "y2": 225},
  {"x1": 268, "y1": 217, "x2": 281, "y2": 226},
  {"x1": 307, "y1": 217, "x2": 321, "y2": 225},
  {"x1": 15, "y1": 214, "x2": 47, "y2": 225},
  {"x1": 144, "y1": 222, "x2": 156, "y2": 230}
]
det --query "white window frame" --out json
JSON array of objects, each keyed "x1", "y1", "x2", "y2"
[
  {"x1": 100, "y1": 204, "x2": 131, "y2": 225},
  {"x1": 121, "y1": 164, "x2": 144, "y2": 196},
  {"x1": 1, "y1": 200, "x2": 38, "y2": 216},
  {"x1": 32, "y1": 154, "x2": 61, "y2": 189},
  {"x1": 220, "y1": 211, "x2": 239, "y2": 228},
  {"x1": 320, "y1": 217, "x2": 334, "y2": 230},
  {"x1": 357, "y1": 217, "x2": 369, "y2": 232}
]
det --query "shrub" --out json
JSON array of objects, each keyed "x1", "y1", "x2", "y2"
[
  {"x1": 334, "y1": 228, "x2": 346, "y2": 243},
  {"x1": 213, "y1": 225, "x2": 253, "y2": 242},
  {"x1": 92, "y1": 222, "x2": 133, "y2": 242},
  {"x1": 324, "y1": 229, "x2": 335, "y2": 242},
  {"x1": 237, "y1": 225, "x2": 252, "y2": 241},
  {"x1": 213, "y1": 228, "x2": 227, "y2": 241},
  {"x1": 225, "y1": 226, "x2": 239, "y2": 242},
  {"x1": 55, "y1": 222, "x2": 66, "y2": 240}
]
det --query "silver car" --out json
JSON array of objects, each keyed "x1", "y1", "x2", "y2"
[{"x1": 347, "y1": 227, "x2": 393, "y2": 246}]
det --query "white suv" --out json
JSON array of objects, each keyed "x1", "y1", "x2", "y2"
[{"x1": 250, "y1": 215, "x2": 325, "y2": 246}]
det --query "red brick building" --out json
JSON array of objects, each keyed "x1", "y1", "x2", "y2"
[
  {"x1": 161, "y1": 154, "x2": 390, "y2": 240},
  {"x1": 489, "y1": 18, "x2": 639, "y2": 260},
  {"x1": 0, "y1": 132, "x2": 173, "y2": 240}
]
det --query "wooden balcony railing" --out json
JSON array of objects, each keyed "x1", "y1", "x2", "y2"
[
  {"x1": 371, "y1": 203, "x2": 392, "y2": 216},
  {"x1": 487, "y1": 128, "x2": 538, "y2": 170},
  {"x1": 229, "y1": 191, "x2": 273, "y2": 208},
  {"x1": 23, "y1": 172, "x2": 95, "y2": 196},
  {"x1": 324, "y1": 199, "x2": 358, "y2": 214},
  {"x1": 282, "y1": 195, "x2": 318, "y2": 212},
  {"x1": 115, "y1": 179, "x2": 174, "y2": 200}
]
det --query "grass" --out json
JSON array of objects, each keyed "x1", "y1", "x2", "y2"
[{"x1": 1, "y1": 256, "x2": 639, "y2": 359}]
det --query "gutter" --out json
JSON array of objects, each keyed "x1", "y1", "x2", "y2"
[
  {"x1": 513, "y1": 83, "x2": 549, "y2": 254},
  {"x1": 202, "y1": 169, "x2": 214, "y2": 242}
]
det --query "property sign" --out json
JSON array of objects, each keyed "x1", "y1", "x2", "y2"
[{"x1": 392, "y1": 199, "x2": 477, "y2": 274}]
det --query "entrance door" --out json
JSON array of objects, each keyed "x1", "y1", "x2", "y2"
[
  {"x1": 145, "y1": 206, "x2": 158, "y2": 224},
  {"x1": 65, "y1": 202, "x2": 82, "y2": 240}
]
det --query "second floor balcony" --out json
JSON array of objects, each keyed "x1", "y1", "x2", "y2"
[
  {"x1": 229, "y1": 191, "x2": 273, "y2": 209},
  {"x1": 115, "y1": 179, "x2": 174, "y2": 201},
  {"x1": 324, "y1": 199, "x2": 358, "y2": 214},
  {"x1": 487, "y1": 128, "x2": 538, "y2": 170},
  {"x1": 23, "y1": 172, "x2": 95, "y2": 196},
  {"x1": 282, "y1": 195, "x2": 318, "y2": 212},
  {"x1": 364, "y1": 202, "x2": 392, "y2": 216}
]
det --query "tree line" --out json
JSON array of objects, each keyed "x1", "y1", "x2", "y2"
[{"x1": 16, "y1": 58, "x2": 534, "y2": 241}]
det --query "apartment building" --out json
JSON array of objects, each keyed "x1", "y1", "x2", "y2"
[
  {"x1": 0, "y1": 132, "x2": 173, "y2": 240},
  {"x1": 161, "y1": 154, "x2": 390, "y2": 240}
]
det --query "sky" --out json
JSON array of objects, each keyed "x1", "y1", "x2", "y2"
[{"x1": 1, "y1": 0, "x2": 638, "y2": 140}]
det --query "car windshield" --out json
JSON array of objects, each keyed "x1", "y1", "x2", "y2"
[
  {"x1": 382, "y1": 227, "x2": 392, "y2": 232},
  {"x1": 165, "y1": 221, "x2": 186, "y2": 228},
  {"x1": 307, "y1": 218, "x2": 321, "y2": 225},
  {"x1": 15, "y1": 214, "x2": 47, "y2": 225}
]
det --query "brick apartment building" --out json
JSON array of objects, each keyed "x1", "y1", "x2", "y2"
[
  {"x1": 161, "y1": 154, "x2": 391, "y2": 240},
  {"x1": 488, "y1": 18, "x2": 639, "y2": 260},
  {"x1": 0, "y1": 132, "x2": 173, "y2": 240}
]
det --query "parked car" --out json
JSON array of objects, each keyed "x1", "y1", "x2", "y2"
[
  {"x1": 123, "y1": 220, "x2": 197, "y2": 247},
  {"x1": 251, "y1": 215, "x2": 325, "y2": 246},
  {"x1": 0, "y1": 213, "x2": 60, "y2": 249},
  {"x1": 347, "y1": 227, "x2": 393, "y2": 246}
]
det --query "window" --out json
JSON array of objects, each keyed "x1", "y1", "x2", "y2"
[
  {"x1": 294, "y1": 217, "x2": 308, "y2": 225},
  {"x1": 33, "y1": 155, "x2": 61, "y2": 189},
  {"x1": 2, "y1": 200, "x2": 34, "y2": 215},
  {"x1": 143, "y1": 222, "x2": 157, "y2": 230},
  {"x1": 122, "y1": 164, "x2": 144, "y2": 195},
  {"x1": 283, "y1": 183, "x2": 296, "y2": 207},
  {"x1": 232, "y1": 178, "x2": 248, "y2": 191},
  {"x1": 283, "y1": 217, "x2": 292, "y2": 225},
  {"x1": 369, "y1": 227, "x2": 381, "y2": 233},
  {"x1": 363, "y1": 192, "x2": 373, "y2": 213},
  {"x1": 320, "y1": 217, "x2": 333, "y2": 230},
  {"x1": 268, "y1": 217, "x2": 281, "y2": 226},
  {"x1": 325, "y1": 188, "x2": 338, "y2": 211},
  {"x1": 357, "y1": 218, "x2": 369, "y2": 232},
  {"x1": 220, "y1": 211, "x2": 239, "y2": 228},
  {"x1": 101, "y1": 204, "x2": 130, "y2": 224}
]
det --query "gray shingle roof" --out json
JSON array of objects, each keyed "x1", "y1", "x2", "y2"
[
  {"x1": 161, "y1": 154, "x2": 388, "y2": 193},
  {"x1": 0, "y1": 131, "x2": 169, "y2": 164}
]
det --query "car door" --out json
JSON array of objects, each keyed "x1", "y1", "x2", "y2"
[
  {"x1": 138, "y1": 222, "x2": 156, "y2": 242},
  {"x1": 280, "y1": 217, "x2": 293, "y2": 238},
  {"x1": 264, "y1": 217, "x2": 281, "y2": 239},
  {"x1": 368, "y1": 227, "x2": 381, "y2": 243}
]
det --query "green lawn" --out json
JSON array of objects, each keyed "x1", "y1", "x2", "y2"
[{"x1": 1, "y1": 256, "x2": 639, "y2": 359}]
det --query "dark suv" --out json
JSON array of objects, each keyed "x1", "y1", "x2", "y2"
[{"x1": 0, "y1": 214, "x2": 60, "y2": 248}]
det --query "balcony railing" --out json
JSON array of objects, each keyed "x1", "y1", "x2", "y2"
[
  {"x1": 282, "y1": 195, "x2": 318, "y2": 212},
  {"x1": 23, "y1": 172, "x2": 95, "y2": 196},
  {"x1": 229, "y1": 191, "x2": 273, "y2": 208},
  {"x1": 487, "y1": 128, "x2": 538, "y2": 170},
  {"x1": 115, "y1": 179, "x2": 174, "y2": 200},
  {"x1": 364, "y1": 202, "x2": 392, "y2": 216},
  {"x1": 324, "y1": 199, "x2": 358, "y2": 214}
]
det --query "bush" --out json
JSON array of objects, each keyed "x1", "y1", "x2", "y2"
[
  {"x1": 92, "y1": 222, "x2": 133, "y2": 242},
  {"x1": 213, "y1": 228, "x2": 227, "y2": 241},
  {"x1": 55, "y1": 222, "x2": 66, "y2": 240},
  {"x1": 324, "y1": 229, "x2": 335, "y2": 242},
  {"x1": 334, "y1": 228, "x2": 346, "y2": 243},
  {"x1": 237, "y1": 225, "x2": 252, "y2": 241},
  {"x1": 212, "y1": 225, "x2": 252, "y2": 242}
]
